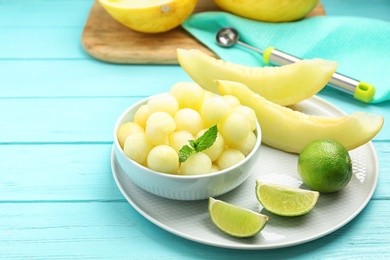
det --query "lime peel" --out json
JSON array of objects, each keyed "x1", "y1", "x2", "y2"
[
  {"x1": 298, "y1": 138, "x2": 353, "y2": 193},
  {"x1": 255, "y1": 180, "x2": 319, "y2": 217},
  {"x1": 208, "y1": 197, "x2": 269, "y2": 238}
]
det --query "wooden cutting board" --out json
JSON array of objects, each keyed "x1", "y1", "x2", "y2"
[{"x1": 81, "y1": 1, "x2": 325, "y2": 64}]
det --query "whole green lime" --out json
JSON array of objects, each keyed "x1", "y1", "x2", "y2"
[{"x1": 298, "y1": 139, "x2": 353, "y2": 193}]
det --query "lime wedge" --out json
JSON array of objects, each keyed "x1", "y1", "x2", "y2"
[
  {"x1": 255, "y1": 180, "x2": 320, "y2": 217},
  {"x1": 208, "y1": 197, "x2": 269, "y2": 238}
]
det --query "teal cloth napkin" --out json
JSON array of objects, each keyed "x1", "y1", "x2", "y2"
[{"x1": 182, "y1": 12, "x2": 390, "y2": 103}]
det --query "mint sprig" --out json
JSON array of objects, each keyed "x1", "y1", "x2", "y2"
[{"x1": 179, "y1": 125, "x2": 218, "y2": 163}]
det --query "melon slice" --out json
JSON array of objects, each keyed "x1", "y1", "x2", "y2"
[
  {"x1": 177, "y1": 48, "x2": 338, "y2": 106},
  {"x1": 216, "y1": 80, "x2": 384, "y2": 153}
]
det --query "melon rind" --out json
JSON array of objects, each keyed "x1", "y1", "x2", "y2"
[
  {"x1": 216, "y1": 80, "x2": 384, "y2": 153},
  {"x1": 177, "y1": 48, "x2": 338, "y2": 106}
]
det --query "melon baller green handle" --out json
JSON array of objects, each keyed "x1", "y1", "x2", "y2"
[{"x1": 263, "y1": 46, "x2": 376, "y2": 103}]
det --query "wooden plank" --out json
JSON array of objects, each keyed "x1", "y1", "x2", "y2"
[
  {"x1": 81, "y1": 1, "x2": 325, "y2": 64},
  {"x1": 0, "y1": 142, "x2": 389, "y2": 201},
  {"x1": 0, "y1": 60, "x2": 191, "y2": 97},
  {"x1": 0, "y1": 0, "x2": 92, "y2": 27},
  {"x1": 0, "y1": 28, "x2": 88, "y2": 59},
  {"x1": 0, "y1": 201, "x2": 389, "y2": 258},
  {"x1": 0, "y1": 144, "x2": 124, "y2": 201},
  {"x1": 0, "y1": 98, "x2": 138, "y2": 143}
]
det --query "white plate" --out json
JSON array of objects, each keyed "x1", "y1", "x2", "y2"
[{"x1": 111, "y1": 96, "x2": 379, "y2": 250}]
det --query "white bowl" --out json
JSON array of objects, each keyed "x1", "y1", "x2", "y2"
[{"x1": 113, "y1": 96, "x2": 262, "y2": 201}]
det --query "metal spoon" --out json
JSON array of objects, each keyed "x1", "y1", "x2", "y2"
[{"x1": 215, "y1": 27, "x2": 375, "y2": 103}]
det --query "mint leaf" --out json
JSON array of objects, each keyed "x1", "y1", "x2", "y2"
[
  {"x1": 179, "y1": 145, "x2": 196, "y2": 163},
  {"x1": 178, "y1": 125, "x2": 218, "y2": 163},
  {"x1": 188, "y1": 140, "x2": 196, "y2": 149},
  {"x1": 194, "y1": 125, "x2": 218, "y2": 152}
]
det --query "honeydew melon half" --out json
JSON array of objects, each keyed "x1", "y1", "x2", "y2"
[
  {"x1": 177, "y1": 48, "x2": 337, "y2": 106},
  {"x1": 216, "y1": 80, "x2": 384, "y2": 154}
]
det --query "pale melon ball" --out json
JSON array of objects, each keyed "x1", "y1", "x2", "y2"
[
  {"x1": 123, "y1": 132, "x2": 154, "y2": 166},
  {"x1": 169, "y1": 82, "x2": 205, "y2": 111},
  {"x1": 211, "y1": 164, "x2": 220, "y2": 173},
  {"x1": 223, "y1": 95, "x2": 241, "y2": 108},
  {"x1": 116, "y1": 122, "x2": 144, "y2": 149},
  {"x1": 217, "y1": 148, "x2": 245, "y2": 170},
  {"x1": 146, "y1": 112, "x2": 176, "y2": 146},
  {"x1": 134, "y1": 104, "x2": 152, "y2": 129},
  {"x1": 147, "y1": 93, "x2": 179, "y2": 116},
  {"x1": 147, "y1": 145, "x2": 179, "y2": 174},
  {"x1": 218, "y1": 112, "x2": 251, "y2": 145},
  {"x1": 180, "y1": 152, "x2": 212, "y2": 175},
  {"x1": 174, "y1": 108, "x2": 204, "y2": 135},
  {"x1": 204, "y1": 90, "x2": 215, "y2": 99},
  {"x1": 201, "y1": 96, "x2": 232, "y2": 128},
  {"x1": 233, "y1": 105, "x2": 257, "y2": 131},
  {"x1": 169, "y1": 130, "x2": 194, "y2": 153},
  {"x1": 230, "y1": 131, "x2": 257, "y2": 156},
  {"x1": 196, "y1": 129, "x2": 225, "y2": 162}
]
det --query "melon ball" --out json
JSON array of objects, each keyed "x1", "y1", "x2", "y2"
[
  {"x1": 134, "y1": 104, "x2": 152, "y2": 129},
  {"x1": 201, "y1": 96, "x2": 232, "y2": 128},
  {"x1": 146, "y1": 112, "x2": 176, "y2": 146},
  {"x1": 180, "y1": 152, "x2": 212, "y2": 175},
  {"x1": 217, "y1": 148, "x2": 245, "y2": 170},
  {"x1": 169, "y1": 130, "x2": 194, "y2": 153},
  {"x1": 218, "y1": 112, "x2": 251, "y2": 145},
  {"x1": 233, "y1": 105, "x2": 257, "y2": 131},
  {"x1": 147, "y1": 145, "x2": 179, "y2": 174},
  {"x1": 169, "y1": 82, "x2": 205, "y2": 111},
  {"x1": 196, "y1": 129, "x2": 225, "y2": 162},
  {"x1": 174, "y1": 108, "x2": 204, "y2": 135},
  {"x1": 223, "y1": 95, "x2": 241, "y2": 108},
  {"x1": 116, "y1": 122, "x2": 144, "y2": 149},
  {"x1": 147, "y1": 93, "x2": 178, "y2": 116},
  {"x1": 211, "y1": 164, "x2": 220, "y2": 173},
  {"x1": 204, "y1": 90, "x2": 215, "y2": 99},
  {"x1": 230, "y1": 131, "x2": 257, "y2": 156},
  {"x1": 123, "y1": 132, "x2": 154, "y2": 166}
]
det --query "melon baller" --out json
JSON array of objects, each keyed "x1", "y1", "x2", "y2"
[{"x1": 216, "y1": 27, "x2": 375, "y2": 103}]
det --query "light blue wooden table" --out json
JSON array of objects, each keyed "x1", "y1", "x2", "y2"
[{"x1": 1, "y1": 0, "x2": 389, "y2": 259}]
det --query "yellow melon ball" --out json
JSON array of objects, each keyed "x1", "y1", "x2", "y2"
[
  {"x1": 218, "y1": 112, "x2": 251, "y2": 145},
  {"x1": 146, "y1": 112, "x2": 176, "y2": 146},
  {"x1": 169, "y1": 130, "x2": 194, "y2": 153},
  {"x1": 174, "y1": 108, "x2": 204, "y2": 135},
  {"x1": 123, "y1": 132, "x2": 154, "y2": 166},
  {"x1": 147, "y1": 145, "x2": 179, "y2": 174},
  {"x1": 223, "y1": 95, "x2": 241, "y2": 108},
  {"x1": 169, "y1": 82, "x2": 206, "y2": 111},
  {"x1": 201, "y1": 96, "x2": 232, "y2": 128},
  {"x1": 196, "y1": 129, "x2": 225, "y2": 162},
  {"x1": 233, "y1": 105, "x2": 257, "y2": 131},
  {"x1": 217, "y1": 148, "x2": 245, "y2": 170},
  {"x1": 180, "y1": 152, "x2": 212, "y2": 175},
  {"x1": 147, "y1": 93, "x2": 178, "y2": 116},
  {"x1": 230, "y1": 131, "x2": 257, "y2": 156},
  {"x1": 134, "y1": 104, "x2": 152, "y2": 129},
  {"x1": 116, "y1": 122, "x2": 144, "y2": 149},
  {"x1": 204, "y1": 90, "x2": 215, "y2": 99},
  {"x1": 211, "y1": 164, "x2": 220, "y2": 173}
]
